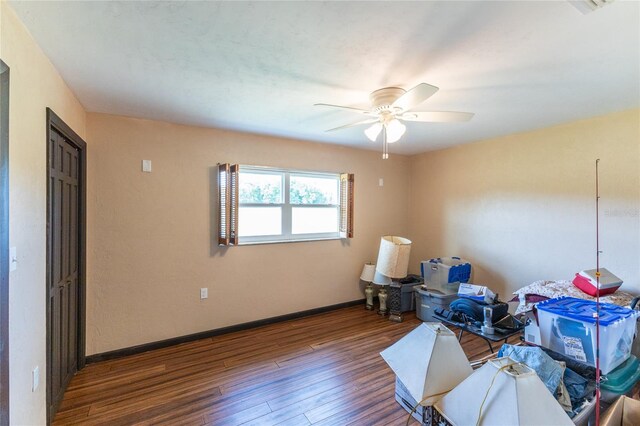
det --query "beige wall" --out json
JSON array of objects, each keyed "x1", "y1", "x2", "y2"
[
  {"x1": 2, "y1": 2, "x2": 639, "y2": 421},
  {"x1": 85, "y1": 113, "x2": 410, "y2": 355},
  {"x1": 1, "y1": 3, "x2": 87, "y2": 425},
  {"x1": 408, "y1": 109, "x2": 640, "y2": 299}
]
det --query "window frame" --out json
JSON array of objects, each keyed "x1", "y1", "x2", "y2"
[{"x1": 238, "y1": 165, "x2": 341, "y2": 244}]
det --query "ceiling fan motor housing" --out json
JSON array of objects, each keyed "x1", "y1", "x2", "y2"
[{"x1": 370, "y1": 87, "x2": 406, "y2": 113}]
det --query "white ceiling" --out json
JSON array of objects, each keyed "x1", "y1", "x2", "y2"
[{"x1": 9, "y1": 1, "x2": 640, "y2": 155}]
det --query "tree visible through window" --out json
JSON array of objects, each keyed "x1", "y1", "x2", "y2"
[{"x1": 239, "y1": 172, "x2": 282, "y2": 204}]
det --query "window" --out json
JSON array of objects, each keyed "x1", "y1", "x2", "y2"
[{"x1": 217, "y1": 164, "x2": 354, "y2": 245}]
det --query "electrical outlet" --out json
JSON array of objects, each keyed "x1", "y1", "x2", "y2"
[
  {"x1": 142, "y1": 160, "x2": 152, "y2": 172},
  {"x1": 32, "y1": 366, "x2": 39, "y2": 392},
  {"x1": 200, "y1": 288, "x2": 208, "y2": 300}
]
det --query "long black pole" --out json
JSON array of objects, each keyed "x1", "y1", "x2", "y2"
[{"x1": 595, "y1": 158, "x2": 601, "y2": 426}]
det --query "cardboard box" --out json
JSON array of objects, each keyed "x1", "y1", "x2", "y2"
[
  {"x1": 394, "y1": 376, "x2": 427, "y2": 424},
  {"x1": 600, "y1": 395, "x2": 640, "y2": 426},
  {"x1": 457, "y1": 283, "x2": 495, "y2": 304},
  {"x1": 523, "y1": 310, "x2": 541, "y2": 346}
]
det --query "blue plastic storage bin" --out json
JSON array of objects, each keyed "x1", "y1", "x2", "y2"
[
  {"x1": 421, "y1": 257, "x2": 472, "y2": 286},
  {"x1": 537, "y1": 297, "x2": 640, "y2": 374}
]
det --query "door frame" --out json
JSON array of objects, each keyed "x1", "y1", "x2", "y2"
[
  {"x1": 45, "y1": 108, "x2": 87, "y2": 423},
  {"x1": 0, "y1": 60, "x2": 10, "y2": 426}
]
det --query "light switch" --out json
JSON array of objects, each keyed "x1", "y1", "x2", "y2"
[
  {"x1": 200, "y1": 288, "x2": 208, "y2": 300},
  {"x1": 142, "y1": 160, "x2": 152, "y2": 172},
  {"x1": 379, "y1": 178, "x2": 384, "y2": 187},
  {"x1": 9, "y1": 246, "x2": 16, "y2": 272}
]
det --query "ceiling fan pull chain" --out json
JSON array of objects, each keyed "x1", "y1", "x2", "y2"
[{"x1": 382, "y1": 128, "x2": 389, "y2": 160}]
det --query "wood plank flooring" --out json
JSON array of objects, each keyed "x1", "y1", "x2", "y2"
[{"x1": 54, "y1": 306, "x2": 519, "y2": 426}]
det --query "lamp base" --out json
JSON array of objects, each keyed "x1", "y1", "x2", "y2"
[
  {"x1": 377, "y1": 287, "x2": 388, "y2": 316},
  {"x1": 365, "y1": 283, "x2": 374, "y2": 310},
  {"x1": 388, "y1": 281, "x2": 404, "y2": 323},
  {"x1": 389, "y1": 312, "x2": 403, "y2": 323}
]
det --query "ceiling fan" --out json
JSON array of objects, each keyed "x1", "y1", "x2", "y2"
[{"x1": 315, "y1": 83, "x2": 474, "y2": 159}]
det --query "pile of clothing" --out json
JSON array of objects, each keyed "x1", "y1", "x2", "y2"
[
  {"x1": 511, "y1": 280, "x2": 636, "y2": 316},
  {"x1": 498, "y1": 344, "x2": 595, "y2": 419}
]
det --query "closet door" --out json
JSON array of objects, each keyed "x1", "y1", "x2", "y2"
[{"x1": 48, "y1": 127, "x2": 80, "y2": 419}]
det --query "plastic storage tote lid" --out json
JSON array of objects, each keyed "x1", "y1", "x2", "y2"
[
  {"x1": 428, "y1": 257, "x2": 470, "y2": 264},
  {"x1": 601, "y1": 355, "x2": 640, "y2": 393},
  {"x1": 579, "y1": 268, "x2": 623, "y2": 286},
  {"x1": 536, "y1": 297, "x2": 640, "y2": 326}
]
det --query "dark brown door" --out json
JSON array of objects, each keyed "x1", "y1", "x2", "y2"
[{"x1": 47, "y1": 127, "x2": 80, "y2": 418}]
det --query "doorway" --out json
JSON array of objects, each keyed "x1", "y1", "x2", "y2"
[{"x1": 46, "y1": 109, "x2": 86, "y2": 423}]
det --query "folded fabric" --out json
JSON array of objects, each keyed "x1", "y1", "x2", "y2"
[
  {"x1": 563, "y1": 366, "x2": 593, "y2": 405},
  {"x1": 512, "y1": 280, "x2": 635, "y2": 314},
  {"x1": 555, "y1": 361, "x2": 572, "y2": 413},
  {"x1": 509, "y1": 294, "x2": 550, "y2": 304},
  {"x1": 498, "y1": 344, "x2": 564, "y2": 395},
  {"x1": 540, "y1": 347, "x2": 597, "y2": 418}
]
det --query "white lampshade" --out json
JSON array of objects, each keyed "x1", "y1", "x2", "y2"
[
  {"x1": 360, "y1": 263, "x2": 376, "y2": 282},
  {"x1": 381, "y1": 323, "x2": 472, "y2": 406},
  {"x1": 372, "y1": 270, "x2": 392, "y2": 286},
  {"x1": 375, "y1": 236, "x2": 411, "y2": 279},
  {"x1": 385, "y1": 119, "x2": 406, "y2": 143},
  {"x1": 364, "y1": 122, "x2": 383, "y2": 141},
  {"x1": 434, "y1": 357, "x2": 573, "y2": 425}
]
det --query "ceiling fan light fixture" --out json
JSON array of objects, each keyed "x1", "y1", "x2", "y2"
[
  {"x1": 364, "y1": 122, "x2": 383, "y2": 141},
  {"x1": 317, "y1": 82, "x2": 473, "y2": 159},
  {"x1": 385, "y1": 119, "x2": 406, "y2": 143}
]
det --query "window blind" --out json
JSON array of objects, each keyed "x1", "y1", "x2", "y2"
[
  {"x1": 218, "y1": 164, "x2": 353, "y2": 245},
  {"x1": 217, "y1": 163, "x2": 239, "y2": 246},
  {"x1": 339, "y1": 173, "x2": 354, "y2": 239}
]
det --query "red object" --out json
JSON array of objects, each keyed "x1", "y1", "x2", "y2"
[{"x1": 572, "y1": 273, "x2": 620, "y2": 297}]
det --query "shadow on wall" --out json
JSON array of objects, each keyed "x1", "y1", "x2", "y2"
[{"x1": 461, "y1": 257, "x2": 509, "y2": 300}]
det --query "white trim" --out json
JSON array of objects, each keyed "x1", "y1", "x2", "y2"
[
  {"x1": 238, "y1": 236, "x2": 342, "y2": 246},
  {"x1": 239, "y1": 164, "x2": 340, "y2": 178}
]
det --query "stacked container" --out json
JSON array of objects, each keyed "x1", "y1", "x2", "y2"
[
  {"x1": 600, "y1": 355, "x2": 640, "y2": 403},
  {"x1": 421, "y1": 257, "x2": 472, "y2": 286},
  {"x1": 536, "y1": 297, "x2": 640, "y2": 374},
  {"x1": 414, "y1": 284, "x2": 459, "y2": 322}
]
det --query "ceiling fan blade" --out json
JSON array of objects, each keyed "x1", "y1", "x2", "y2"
[
  {"x1": 392, "y1": 83, "x2": 439, "y2": 112},
  {"x1": 314, "y1": 103, "x2": 374, "y2": 115},
  {"x1": 400, "y1": 111, "x2": 474, "y2": 123},
  {"x1": 325, "y1": 118, "x2": 379, "y2": 132}
]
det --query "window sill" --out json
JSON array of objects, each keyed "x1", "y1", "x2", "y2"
[{"x1": 237, "y1": 236, "x2": 343, "y2": 246}]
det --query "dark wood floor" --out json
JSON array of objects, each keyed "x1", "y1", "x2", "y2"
[{"x1": 53, "y1": 306, "x2": 518, "y2": 425}]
